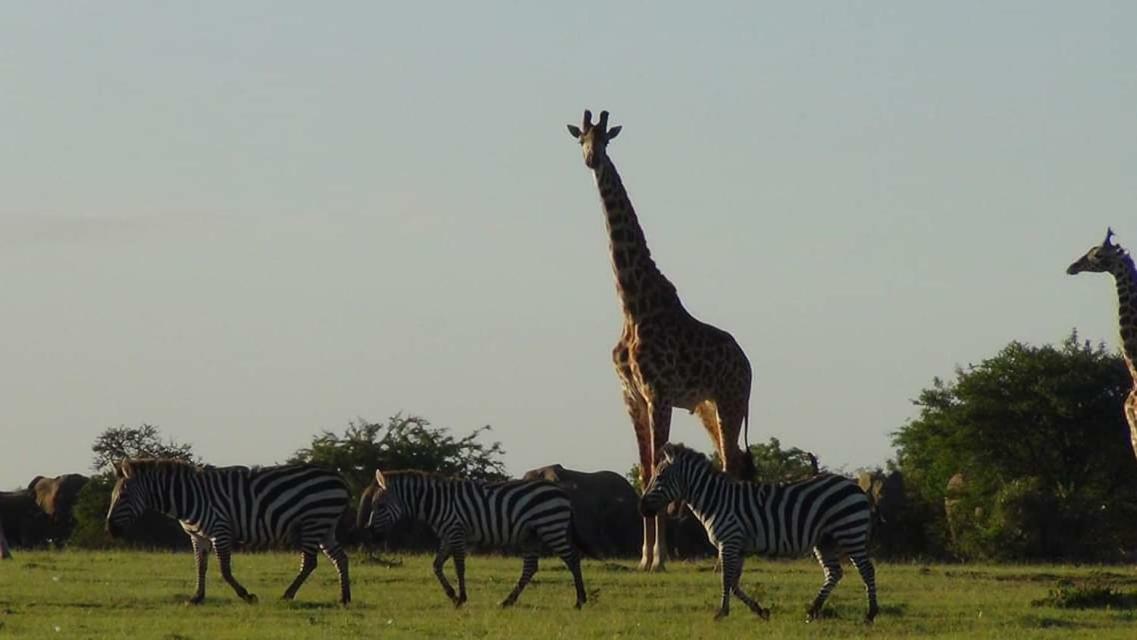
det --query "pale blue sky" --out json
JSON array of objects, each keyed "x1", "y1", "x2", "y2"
[{"x1": 2, "y1": 1, "x2": 1135, "y2": 487}]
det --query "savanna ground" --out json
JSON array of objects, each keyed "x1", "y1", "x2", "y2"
[{"x1": 2, "y1": 551, "x2": 1136, "y2": 639}]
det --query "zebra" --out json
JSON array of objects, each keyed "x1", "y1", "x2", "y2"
[
  {"x1": 358, "y1": 469, "x2": 588, "y2": 609},
  {"x1": 640, "y1": 443, "x2": 878, "y2": 623},
  {"x1": 105, "y1": 458, "x2": 352, "y2": 605}
]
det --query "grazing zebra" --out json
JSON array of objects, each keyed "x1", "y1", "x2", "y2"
[
  {"x1": 640, "y1": 443, "x2": 878, "y2": 623},
  {"x1": 358, "y1": 469, "x2": 588, "y2": 609},
  {"x1": 106, "y1": 459, "x2": 352, "y2": 605}
]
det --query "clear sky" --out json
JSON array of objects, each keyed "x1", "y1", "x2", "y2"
[{"x1": 2, "y1": 1, "x2": 1135, "y2": 488}]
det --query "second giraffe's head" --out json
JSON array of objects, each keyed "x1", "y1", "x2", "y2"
[
  {"x1": 567, "y1": 109, "x2": 621, "y2": 170},
  {"x1": 1067, "y1": 228, "x2": 1129, "y2": 275}
]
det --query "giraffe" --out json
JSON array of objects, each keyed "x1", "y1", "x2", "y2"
[
  {"x1": 567, "y1": 109, "x2": 756, "y2": 570},
  {"x1": 1068, "y1": 227, "x2": 1137, "y2": 462}
]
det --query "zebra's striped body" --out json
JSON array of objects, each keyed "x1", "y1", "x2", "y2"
[
  {"x1": 106, "y1": 459, "x2": 351, "y2": 605},
  {"x1": 359, "y1": 469, "x2": 587, "y2": 608},
  {"x1": 640, "y1": 443, "x2": 878, "y2": 623}
]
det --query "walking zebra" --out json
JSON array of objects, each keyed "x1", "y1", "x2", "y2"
[
  {"x1": 640, "y1": 443, "x2": 878, "y2": 623},
  {"x1": 358, "y1": 469, "x2": 588, "y2": 609},
  {"x1": 106, "y1": 459, "x2": 352, "y2": 605}
]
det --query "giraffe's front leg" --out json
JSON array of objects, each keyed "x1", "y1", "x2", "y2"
[
  {"x1": 647, "y1": 401, "x2": 673, "y2": 572},
  {"x1": 615, "y1": 346, "x2": 655, "y2": 572}
]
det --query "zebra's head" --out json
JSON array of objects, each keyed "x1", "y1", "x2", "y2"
[
  {"x1": 639, "y1": 443, "x2": 693, "y2": 517},
  {"x1": 105, "y1": 460, "x2": 148, "y2": 538},
  {"x1": 364, "y1": 469, "x2": 406, "y2": 535}
]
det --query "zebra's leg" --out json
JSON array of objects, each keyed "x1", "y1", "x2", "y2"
[
  {"x1": 724, "y1": 545, "x2": 768, "y2": 620},
  {"x1": 807, "y1": 543, "x2": 843, "y2": 622},
  {"x1": 214, "y1": 537, "x2": 257, "y2": 604},
  {"x1": 539, "y1": 522, "x2": 587, "y2": 609},
  {"x1": 320, "y1": 541, "x2": 352, "y2": 606},
  {"x1": 432, "y1": 543, "x2": 460, "y2": 605},
  {"x1": 281, "y1": 550, "x2": 317, "y2": 601},
  {"x1": 561, "y1": 548, "x2": 587, "y2": 609},
  {"x1": 452, "y1": 547, "x2": 468, "y2": 607},
  {"x1": 187, "y1": 534, "x2": 212, "y2": 605},
  {"x1": 849, "y1": 552, "x2": 879, "y2": 624},
  {"x1": 714, "y1": 544, "x2": 742, "y2": 620},
  {"x1": 500, "y1": 553, "x2": 539, "y2": 608}
]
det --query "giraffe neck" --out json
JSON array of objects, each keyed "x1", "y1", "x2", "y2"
[
  {"x1": 1110, "y1": 253, "x2": 1137, "y2": 383},
  {"x1": 593, "y1": 157, "x2": 682, "y2": 320}
]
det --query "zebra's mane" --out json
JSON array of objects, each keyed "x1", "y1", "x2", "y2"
[
  {"x1": 381, "y1": 469, "x2": 467, "y2": 483},
  {"x1": 666, "y1": 443, "x2": 713, "y2": 467},
  {"x1": 666, "y1": 443, "x2": 741, "y2": 482},
  {"x1": 122, "y1": 458, "x2": 205, "y2": 476}
]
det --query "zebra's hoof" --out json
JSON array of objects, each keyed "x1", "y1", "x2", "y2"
[
  {"x1": 185, "y1": 597, "x2": 204, "y2": 607},
  {"x1": 757, "y1": 607, "x2": 770, "y2": 621},
  {"x1": 500, "y1": 598, "x2": 517, "y2": 609},
  {"x1": 714, "y1": 609, "x2": 729, "y2": 621},
  {"x1": 243, "y1": 593, "x2": 259, "y2": 604}
]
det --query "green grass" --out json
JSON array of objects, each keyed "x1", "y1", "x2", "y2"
[{"x1": 2, "y1": 551, "x2": 1136, "y2": 638}]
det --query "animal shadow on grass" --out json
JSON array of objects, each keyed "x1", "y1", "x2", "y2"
[
  {"x1": 282, "y1": 601, "x2": 345, "y2": 611},
  {"x1": 1032, "y1": 578, "x2": 1137, "y2": 610},
  {"x1": 1018, "y1": 615, "x2": 1087, "y2": 630}
]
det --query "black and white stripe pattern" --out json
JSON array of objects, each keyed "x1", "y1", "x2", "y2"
[
  {"x1": 359, "y1": 469, "x2": 587, "y2": 608},
  {"x1": 106, "y1": 459, "x2": 351, "y2": 605},
  {"x1": 640, "y1": 443, "x2": 878, "y2": 623}
]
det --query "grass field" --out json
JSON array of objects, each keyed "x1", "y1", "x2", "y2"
[{"x1": 2, "y1": 551, "x2": 1136, "y2": 638}]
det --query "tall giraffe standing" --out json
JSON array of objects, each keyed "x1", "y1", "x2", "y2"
[
  {"x1": 1067, "y1": 228, "x2": 1137, "y2": 461},
  {"x1": 567, "y1": 110, "x2": 756, "y2": 570}
]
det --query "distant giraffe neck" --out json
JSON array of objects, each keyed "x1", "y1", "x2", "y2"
[
  {"x1": 594, "y1": 157, "x2": 681, "y2": 319},
  {"x1": 1111, "y1": 254, "x2": 1137, "y2": 382}
]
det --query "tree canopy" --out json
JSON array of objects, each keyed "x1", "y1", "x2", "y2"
[
  {"x1": 90, "y1": 424, "x2": 199, "y2": 472},
  {"x1": 891, "y1": 331, "x2": 1137, "y2": 560},
  {"x1": 289, "y1": 414, "x2": 508, "y2": 496}
]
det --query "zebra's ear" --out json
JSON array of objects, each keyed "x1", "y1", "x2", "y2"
[
  {"x1": 659, "y1": 443, "x2": 677, "y2": 461},
  {"x1": 374, "y1": 469, "x2": 387, "y2": 489},
  {"x1": 118, "y1": 460, "x2": 134, "y2": 479}
]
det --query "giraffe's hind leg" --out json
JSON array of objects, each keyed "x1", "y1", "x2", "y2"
[
  {"x1": 698, "y1": 395, "x2": 754, "y2": 480},
  {"x1": 807, "y1": 541, "x2": 843, "y2": 622}
]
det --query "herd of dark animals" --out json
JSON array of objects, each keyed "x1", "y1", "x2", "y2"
[{"x1": 3, "y1": 110, "x2": 1134, "y2": 626}]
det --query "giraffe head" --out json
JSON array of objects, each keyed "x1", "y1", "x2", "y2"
[
  {"x1": 1067, "y1": 228, "x2": 1129, "y2": 275},
  {"x1": 567, "y1": 109, "x2": 621, "y2": 169}
]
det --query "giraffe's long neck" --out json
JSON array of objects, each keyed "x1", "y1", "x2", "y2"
[
  {"x1": 1110, "y1": 253, "x2": 1137, "y2": 383},
  {"x1": 593, "y1": 158, "x2": 682, "y2": 320}
]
